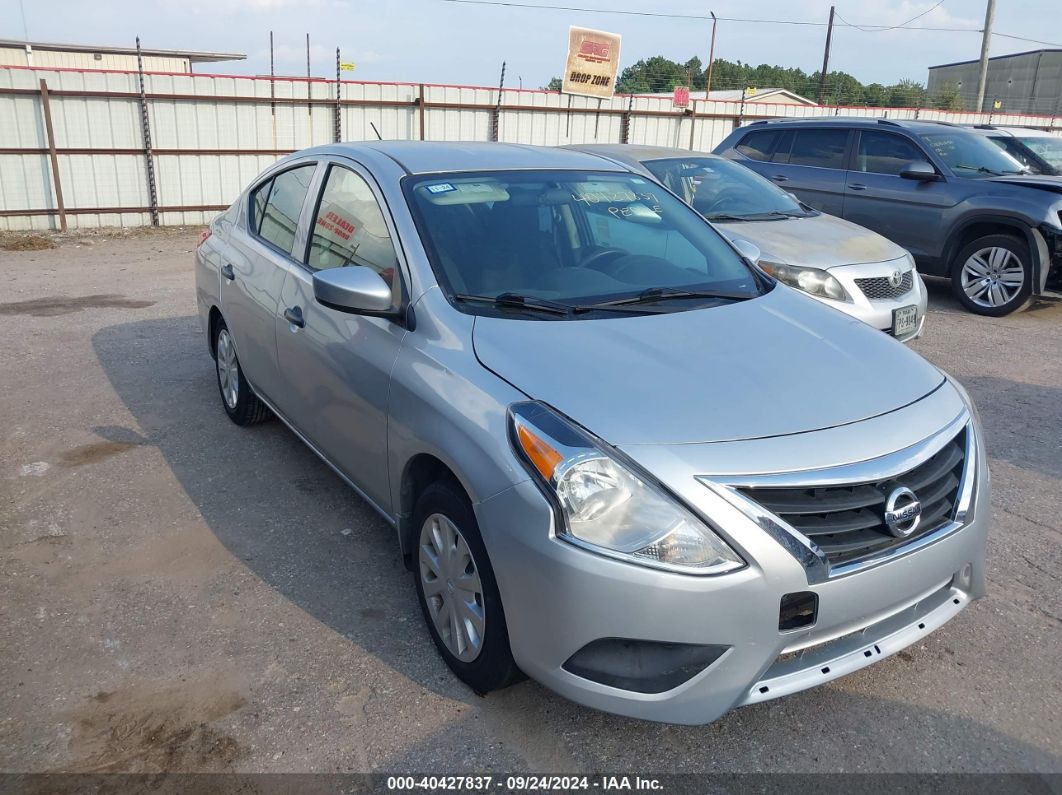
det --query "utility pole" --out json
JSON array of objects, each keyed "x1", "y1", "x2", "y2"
[
  {"x1": 705, "y1": 11, "x2": 717, "y2": 96},
  {"x1": 817, "y1": 5, "x2": 835, "y2": 104},
  {"x1": 975, "y1": 0, "x2": 996, "y2": 112}
]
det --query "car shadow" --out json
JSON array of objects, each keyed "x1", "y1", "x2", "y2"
[{"x1": 90, "y1": 316, "x2": 1060, "y2": 773}]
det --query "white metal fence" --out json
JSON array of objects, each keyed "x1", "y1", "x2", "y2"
[{"x1": 2, "y1": 64, "x2": 1061, "y2": 231}]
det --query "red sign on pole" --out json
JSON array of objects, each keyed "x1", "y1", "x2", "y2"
[{"x1": 673, "y1": 86, "x2": 690, "y2": 108}]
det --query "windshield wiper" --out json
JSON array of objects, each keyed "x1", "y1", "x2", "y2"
[
  {"x1": 584, "y1": 286, "x2": 755, "y2": 309},
  {"x1": 953, "y1": 163, "x2": 1005, "y2": 176},
  {"x1": 453, "y1": 292, "x2": 572, "y2": 316},
  {"x1": 703, "y1": 212, "x2": 750, "y2": 222},
  {"x1": 704, "y1": 210, "x2": 804, "y2": 222}
]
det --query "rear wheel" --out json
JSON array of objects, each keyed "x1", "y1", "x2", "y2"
[
  {"x1": 413, "y1": 479, "x2": 523, "y2": 694},
  {"x1": 213, "y1": 320, "x2": 271, "y2": 426},
  {"x1": 950, "y1": 234, "x2": 1032, "y2": 316}
]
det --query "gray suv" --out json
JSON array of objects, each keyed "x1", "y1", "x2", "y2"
[{"x1": 715, "y1": 118, "x2": 1062, "y2": 315}]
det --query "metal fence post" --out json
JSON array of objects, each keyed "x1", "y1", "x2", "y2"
[
  {"x1": 418, "y1": 83, "x2": 426, "y2": 140},
  {"x1": 620, "y1": 95, "x2": 633, "y2": 144},
  {"x1": 491, "y1": 61, "x2": 506, "y2": 142},
  {"x1": 37, "y1": 78, "x2": 67, "y2": 232},
  {"x1": 335, "y1": 48, "x2": 342, "y2": 143},
  {"x1": 135, "y1": 38, "x2": 159, "y2": 226}
]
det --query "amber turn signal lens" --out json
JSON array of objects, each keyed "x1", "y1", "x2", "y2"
[{"x1": 517, "y1": 424, "x2": 563, "y2": 481}]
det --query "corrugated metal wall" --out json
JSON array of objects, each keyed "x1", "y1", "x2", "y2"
[{"x1": 2, "y1": 65, "x2": 1061, "y2": 230}]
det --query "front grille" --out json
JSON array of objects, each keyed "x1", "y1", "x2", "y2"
[
  {"x1": 738, "y1": 429, "x2": 966, "y2": 567},
  {"x1": 854, "y1": 271, "x2": 914, "y2": 301}
]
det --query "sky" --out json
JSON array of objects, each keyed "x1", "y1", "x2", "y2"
[{"x1": 4, "y1": 0, "x2": 1060, "y2": 90}]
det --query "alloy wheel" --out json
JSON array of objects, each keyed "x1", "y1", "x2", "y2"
[
  {"x1": 216, "y1": 328, "x2": 239, "y2": 409},
  {"x1": 960, "y1": 246, "x2": 1025, "y2": 309},
  {"x1": 418, "y1": 512, "x2": 486, "y2": 662}
]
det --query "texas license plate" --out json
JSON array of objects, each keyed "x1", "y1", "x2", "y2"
[{"x1": 892, "y1": 305, "x2": 918, "y2": 336}]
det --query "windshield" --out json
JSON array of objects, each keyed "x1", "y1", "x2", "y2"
[
  {"x1": 1017, "y1": 136, "x2": 1062, "y2": 170},
  {"x1": 921, "y1": 131, "x2": 1027, "y2": 177},
  {"x1": 404, "y1": 170, "x2": 765, "y2": 317},
  {"x1": 642, "y1": 156, "x2": 809, "y2": 220}
]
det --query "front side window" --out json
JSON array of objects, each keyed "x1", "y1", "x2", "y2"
[
  {"x1": 643, "y1": 157, "x2": 809, "y2": 220},
  {"x1": 921, "y1": 132, "x2": 1026, "y2": 177},
  {"x1": 307, "y1": 165, "x2": 400, "y2": 298},
  {"x1": 252, "y1": 164, "x2": 316, "y2": 254},
  {"x1": 404, "y1": 170, "x2": 765, "y2": 318},
  {"x1": 855, "y1": 131, "x2": 932, "y2": 176},
  {"x1": 787, "y1": 129, "x2": 848, "y2": 169}
]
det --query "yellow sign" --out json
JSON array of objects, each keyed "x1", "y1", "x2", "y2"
[
  {"x1": 993, "y1": 100, "x2": 1002, "y2": 109},
  {"x1": 340, "y1": 62, "x2": 356, "y2": 72},
  {"x1": 562, "y1": 26, "x2": 621, "y2": 99},
  {"x1": 746, "y1": 87, "x2": 757, "y2": 96}
]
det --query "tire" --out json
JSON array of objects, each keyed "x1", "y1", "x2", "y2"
[
  {"x1": 950, "y1": 234, "x2": 1033, "y2": 316},
  {"x1": 213, "y1": 319, "x2": 271, "y2": 426},
  {"x1": 412, "y1": 479, "x2": 523, "y2": 694}
]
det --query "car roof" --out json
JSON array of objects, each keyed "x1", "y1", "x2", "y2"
[
  {"x1": 735, "y1": 117, "x2": 972, "y2": 135},
  {"x1": 968, "y1": 125, "x2": 1057, "y2": 138},
  {"x1": 290, "y1": 140, "x2": 628, "y2": 175},
  {"x1": 565, "y1": 143, "x2": 722, "y2": 164}
]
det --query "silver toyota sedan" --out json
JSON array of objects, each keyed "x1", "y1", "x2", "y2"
[
  {"x1": 195, "y1": 141, "x2": 989, "y2": 724},
  {"x1": 568, "y1": 144, "x2": 928, "y2": 341}
]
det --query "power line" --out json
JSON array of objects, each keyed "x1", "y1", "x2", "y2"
[{"x1": 834, "y1": 0, "x2": 945, "y2": 33}]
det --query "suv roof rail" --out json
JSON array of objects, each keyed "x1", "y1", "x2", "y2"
[{"x1": 875, "y1": 118, "x2": 902, "y2": 127}]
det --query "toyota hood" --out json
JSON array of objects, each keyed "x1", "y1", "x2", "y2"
[
  {"x1": 472, "y1": 286, "x2": 945, "y2": 445},
  {"x1": 713, "y1": 212, "x2": 908, "y2": 270}
]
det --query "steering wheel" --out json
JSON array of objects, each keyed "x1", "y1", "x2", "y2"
[
  {"x1": 698, "y1": 188, "x2": 750, "y2": 216},
  {"x1": 580, "y1": 247, "x2": 628, "y2": 274}
]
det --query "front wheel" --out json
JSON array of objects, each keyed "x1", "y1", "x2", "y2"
[
  {"x1": 951, "y1": 234, "x2": 1032, "y2": 316},
  {"x1": 413, "y1": 480, "x2": 523, "y2": 694}
]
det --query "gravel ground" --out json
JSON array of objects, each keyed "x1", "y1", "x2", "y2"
[{"x1": 0, "y1": 229, "x2": 1060, "y2": 776}]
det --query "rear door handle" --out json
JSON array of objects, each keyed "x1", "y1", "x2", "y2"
[
  {"x1": 283, "y1": 305, "x2": 305, "y2": 329},
  {"x1": 771, "y1": 174, "x2": 789, "y2": 182},
  {"x1": 220, "y1": 263, "x2": 235, "y2": 281},
  {"x1": 848, "y1": 183, "x2": 868, "y2": 191}
]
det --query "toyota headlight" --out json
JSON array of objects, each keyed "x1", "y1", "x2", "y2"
[
  {"x1": 761, "y1": 261, "x2": 851, "y2": 302},
  {"x1": 509, "y1": 402, "x2": 745, "y2": 575}
]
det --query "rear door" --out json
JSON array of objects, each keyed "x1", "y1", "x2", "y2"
[
  {"x1": 273, "y1": 157, "x2": 409, "y2": 513},
  {"x1": 222, "y1": 161, "x2": 319, "y2": 403},
  {"x1": 755, "y1": 127, "x2": 850, "y2": 216},
  {"x1": 843, "y1": 130, "x2": 956, "y2": 263}
]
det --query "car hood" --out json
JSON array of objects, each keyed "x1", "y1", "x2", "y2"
[
  {"x1": 712, "y1": 213, "x2": 908, "y2": 270},
  {"x1": 472, "y1": 285, "x2": 945, "y2": 445},
  {"x1": 986, "y1": 175, "x2": 1062, "y2": 195}
]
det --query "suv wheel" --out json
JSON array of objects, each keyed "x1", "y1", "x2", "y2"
[
  {"x1": 214, "y1": 320, "x2": 271, "y2": 426},
  {"x1": 413, "y1": 479, "x2": 523, "y2": 694},
  {"x1": 951, "y1": 234, "x2": 1032, "y2": 316}
]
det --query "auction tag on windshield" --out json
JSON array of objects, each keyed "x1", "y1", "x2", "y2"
[{"x1": 426, "y1": 183, "x2": 456, "y2": 194}]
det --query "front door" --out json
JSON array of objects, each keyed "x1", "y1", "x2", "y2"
[{"x1": 273, "y1": 159, "x2": 408, "y2": 513}]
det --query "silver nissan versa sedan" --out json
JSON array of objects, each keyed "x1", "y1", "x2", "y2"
[
  {"x1": 195, "y1": 141, "x2": 989, "y2": 725},
  {"x1": 567, "y1": 144, "x2": 928, "y2": 342}
]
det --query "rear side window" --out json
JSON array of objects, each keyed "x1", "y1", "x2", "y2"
[
  {"x1": 251, "y1": 164, "x2": 316, "y2": 255},
  {"x1": 856, "y1": 131, "x2": 931, "y2": 175},
  {"x1": 788, "y1": 130, "x2": 848, "y2": 169},
  {"x1": 307, "y1": 165, "x2": 400, "y2": 294},
  {"x1": 735, "y1": 129, "x2": 782, "y2": 161}
]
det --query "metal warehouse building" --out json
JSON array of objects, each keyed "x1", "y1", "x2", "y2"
[
  {"x1": 0, "y1": 39, "x2": 245, "y2": 73},
  {"x1": 928, "y1": 48, "x2": 1062, "y2": 116}
]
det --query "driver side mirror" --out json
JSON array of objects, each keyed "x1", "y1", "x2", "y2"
[
  {"x1": 899, "y1": 161, "x2": 941, "y2": 182},
  {"x1": 313, "y1": 266, "x2": 394, "y2": 314},
  {"x1": 731, "y1": 238, "x2": 761, "y2": 266}
]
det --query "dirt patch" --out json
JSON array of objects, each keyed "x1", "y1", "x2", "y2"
[
  {"x1": 60, "y1": 440, "x2": 139, "y2": 468},
  {"x1": 0, "y1": 231, "x2": 56, "y2": 251},
  {"x1": 64, "y1": 671, "x2": 247, "y2": 772},
  {"x1": 0, "y1": 295, "x2": 156, "y2": 317}
]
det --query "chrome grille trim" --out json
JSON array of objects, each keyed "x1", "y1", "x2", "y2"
[
  {"x1": 699, "y1": 413, "x2": 976, "y2": 580},
  {"x1": 855, "y1": 270, "x2": 914, "y2": 300}
]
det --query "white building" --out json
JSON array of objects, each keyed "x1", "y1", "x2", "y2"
[{"x1": 0, "y1": 38, "x2": 245, "y2": 73}]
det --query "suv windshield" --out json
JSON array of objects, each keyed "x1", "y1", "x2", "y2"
[
  {"x1": 921, "y1": 131, "x2": 1027, "y2": 177},
  {"x1": 642, "y1": 156, "x2": 810, "y2": 221},
  {"x1": 1016, "y1": 136, "x2": 1062, "y2": 170},
  {"x1": 404, "y1": 170, "x2": 765, "y2": 317}
]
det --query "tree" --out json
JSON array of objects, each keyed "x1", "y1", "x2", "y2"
[
  {"x1": 932, "y1": 81, "x2": 965, "y2": 111},
  {"x1": 544, "y1": 77, "x2": 562, "y2": 91}
]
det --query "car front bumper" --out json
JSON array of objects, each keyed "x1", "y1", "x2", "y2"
[
  {"x1": 476, "y1": 405, "x2": 988, "y2": 725},
  {"x1": 808, "y1": 260, "x2": 929, "y2": 342}
]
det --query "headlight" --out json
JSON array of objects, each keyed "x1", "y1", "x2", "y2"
[
  {"x1": 509, "y1": 402, "x2": 745, "y2": 575},
  {"x1": 761, "y1": 261, "x2": 851, "y2": 302}
]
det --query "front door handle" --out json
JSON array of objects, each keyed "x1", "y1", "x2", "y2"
[
  {"x1": 848, "y1": 183, "x2": 868, "y2": 191},
  {"x1": 771, "y1": 174, "x2": 789, "y2": 182},
  {"x1": 283, "y1": 305, "x2": 305, "y2": 329},
  {"x1": 220, "y1": 263, "x2": 235, "y2": 281}
]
